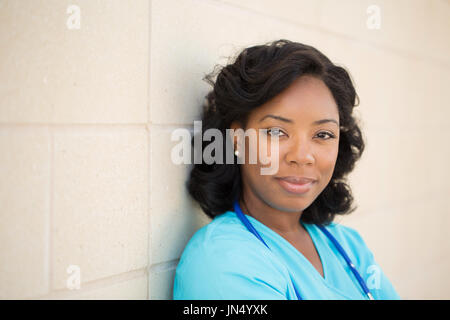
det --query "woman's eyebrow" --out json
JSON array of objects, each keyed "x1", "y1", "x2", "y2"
[
  {"x1": 259, "y1": 114, "x2": 339, "y2": 126},
  {"x1": 259, "y1": 114, "x2": 293, "y2": 123},
  {"x1": 312, "y1": 119, "x2": 339, "y2": 126}
]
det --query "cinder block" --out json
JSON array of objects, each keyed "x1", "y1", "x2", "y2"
[
  {"x1": 149, "y1": 125, "x2": 210, "y2": 265},
  {"x1": 0, "y1": 0, "x2": 148, "y2": 123},
  {"x1": 220, "y1": 0, "x2": 321, "y2": 27},
  {"x1": 0, "y1": 127, "x2": 50, "y2": 299},
  {"x1": 148, "y1": 261, "x2": 178, "y2": 300},
  {"x1": 52, "y1": 127, "x2": 148, "y2": 289},
  {"x1": 319, "y1": 0, "x2": 449, "y2": 64},
  {"x1": 70, "y1": 274, "x2": 148, "y2": 300}
]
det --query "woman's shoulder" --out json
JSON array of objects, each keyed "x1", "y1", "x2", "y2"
[
  {"x1": 321, "y1": 221, "x2": 401, "y2": 300},
  {"x1": 177, "y1": 210, "x2": 280, "y2": 264},
  {"x1": 323, "y1": 221, "x2": 367, "y2": 244},
  {"x1": 320, "y1": 221, "x2": 373, "y2": 260},
  {"x1": 173, "y1": 211, "x2": 291, "y2": 299},
  {"x1": 319, "y1": 222, "x2": 375, "y2": 282},
  {"x1": 184, "y1": 211, "x2": 259, "y2": 249}
]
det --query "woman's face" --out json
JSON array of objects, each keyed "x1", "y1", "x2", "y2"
[{"x1": 231, "y1": 75, "x2": 340, "y2": 213}]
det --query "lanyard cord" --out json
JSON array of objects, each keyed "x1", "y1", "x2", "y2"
[
  {"x1": 233, "y1": 200, "x2": 304, "y2": 300},
  {"x1": 233, "y1": 199, "x2": 374, "y2": 300},
  {"x1": 317, "y1": 225, "x2": 374, "y2": 300}
]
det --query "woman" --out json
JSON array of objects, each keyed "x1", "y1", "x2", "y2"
[{"x1": 173, "y1": 39, "x2": 401, "y2": 300}]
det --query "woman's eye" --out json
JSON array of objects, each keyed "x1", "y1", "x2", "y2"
[
  {"x1": 267, "y1": 128, "x2": 285, "y2": 137},
  {"x1": 316, "y1": 131, "x2": 336, "y2": 140}
]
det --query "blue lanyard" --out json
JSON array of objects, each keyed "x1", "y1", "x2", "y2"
[{"x1": 233, "y1": 200, "x2": 375, "y2": 300}]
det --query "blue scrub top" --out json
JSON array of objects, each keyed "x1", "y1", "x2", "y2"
[{"x1": 173, "y1": 210, "x2": 401, "y2": 300}]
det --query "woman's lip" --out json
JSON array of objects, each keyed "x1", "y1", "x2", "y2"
[{"x1": 276, "y1": 178, "x2": 315, "y2": 194}]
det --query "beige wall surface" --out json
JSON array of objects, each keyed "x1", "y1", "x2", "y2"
[{"x1": 0, "y1": 0, "x2": 449, "y2": 299}]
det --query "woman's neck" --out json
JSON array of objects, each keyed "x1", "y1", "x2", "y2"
[{"x1": 239, "y1": 191, "x2": 307, "y2": 238}]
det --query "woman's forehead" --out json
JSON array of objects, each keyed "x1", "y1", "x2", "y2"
[
  {"x1": 249, "y1": 101, "x2": 339, "y2": 125},
  {"x1": 249, "y1": 79, "x2": 339, "y2": 125}
]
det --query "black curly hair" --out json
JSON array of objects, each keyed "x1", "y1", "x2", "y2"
[{"x1": 187, "y1": 39, "x2": 365, "y2": 226}]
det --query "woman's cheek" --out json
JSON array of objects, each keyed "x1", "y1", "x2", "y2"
[{"x1": 255, "y1": 136, "x2": 275, "y2": 167}]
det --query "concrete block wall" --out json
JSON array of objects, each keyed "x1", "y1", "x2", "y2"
[{"x1": 0, "y1": 0, "x2": 449, "y2": 299}]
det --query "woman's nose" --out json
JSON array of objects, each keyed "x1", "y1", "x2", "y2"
[{"x1": 285, "y1": 137, "x2": 315, "y2": 166}]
